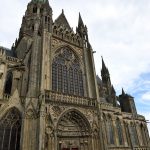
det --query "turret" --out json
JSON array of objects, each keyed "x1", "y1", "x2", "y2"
[
  {"x1": 119, "y1": 88, "x2": 137, "y2": 115},
  {"x1": 19, "y1": 0, "x2": 52, "y2": 41}
]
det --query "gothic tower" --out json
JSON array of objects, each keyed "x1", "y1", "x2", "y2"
[{"x1": 0, "y1": 0, "x2": 150, "y2": 150}]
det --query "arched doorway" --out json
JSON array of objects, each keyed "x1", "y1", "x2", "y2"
[
  {"x1": 57, "y1": 110, "x2": 91, "y2": 150},
  {"x1": 0, "y1": 108, "x2": 22, "y2": 150}
]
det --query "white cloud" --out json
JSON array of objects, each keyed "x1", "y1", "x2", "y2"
[{"x1": 142, "y1": 92, "x2": 150, "y2": 102}]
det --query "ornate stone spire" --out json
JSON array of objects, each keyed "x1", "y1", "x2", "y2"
[
  {"x1": 78, "y1": 13, "x2": 84, "y2": 28},
  {"x1": 76, "y1": 12, "x2": 89, "y2": 40},
  {"x1": 101, "y1": 56, "x2": 110, "y2": 80}
]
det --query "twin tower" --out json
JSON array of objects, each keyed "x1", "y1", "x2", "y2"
[{"x1": 0, "y1": 0, "x2": 149, "y2": 150}]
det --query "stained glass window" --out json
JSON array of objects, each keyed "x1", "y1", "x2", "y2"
[
  {"x1": 52, "y1": 47, "x2": 84, "y2": 96},
  {"x1": 0, "y1": 108, "x2": 21, "y2": 150},
  {"x1": 106, "y1": 117, "x2": 114, "y2": 145},
  {"x1": 116, "y1": 119, "x2": 123, "y2": 145},
  {"x1": 52, "y1": 63, "x2": 57, "y2": 91},
  {"x1": 129, "y1": 124, "x2": 138, "y2": 146}
]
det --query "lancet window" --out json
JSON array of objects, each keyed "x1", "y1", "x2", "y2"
[
  {"x1": 52, "y1": 47, "x2": 84, "y2": 96},
  {"x1": 106, "y1": 116, "x2": 114, "y2": 145},
  {"x1": 116, "y1": 119, "x2": 123, "y2": 145},
  {"x1": 129, "y1": 124, "x2": 138, "y2": 146}
]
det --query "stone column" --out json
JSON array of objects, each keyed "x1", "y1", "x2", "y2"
[
  {"x1": 21, "y1": 117, "x2": 39, "y2": 150},
  {"x1": 88, "y1": 136, "x2": 92, "y2": 150},
  {"x1": 54, "y1": 130, "x2": 58, "y2": 150},
  {"x1": 84, "y1": 138, "x2": 88, "y2": 150},
  {"x1": 47, "y1": 134, "x2": 55, "y2": 150},
  {"x1": 80, "y1": 142, "x2": 84, "y2": 150}
]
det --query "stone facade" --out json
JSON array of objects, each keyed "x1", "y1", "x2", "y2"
[{"x1": 0, "y1": 0, "x2": 150, "y2": 150}]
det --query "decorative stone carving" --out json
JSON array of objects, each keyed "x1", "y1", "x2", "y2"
[
  {"x1": 25, "y1": 108, "x2": 38, "y2": 119},
  {"x1": 52, "y1": 38, "x2": 83, "y2": 59}
]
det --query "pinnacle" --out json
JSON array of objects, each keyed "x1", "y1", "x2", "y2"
[
  {"x1": 101, "y1": 56, "x2": 108, "y2": 73},
  {"x1": 122, "y1": 88, "x2": 125, "y2": 95},
  {"x1": 111, "y1": 85, "x2": 116, "y2": 94},
  {"x1": 78, "y1": 13, "x2": 84, "y2": 27}
]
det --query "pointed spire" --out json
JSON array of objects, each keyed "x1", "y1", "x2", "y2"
[
  {"x1": 122, "y1": 88, "x2": 125, "y2": 95},
  {"x1": 101, "y1": 56, "x2": 109, "y2": 75},
  {"x1": 101, "y1": 57, "x2": 111, "y2": 86},
  {"x1": 78, "y1": 13, "x2": 84, "y2": 27},
  {"x1": 111, "y1": 85, "x2": 116, "y2": 94},
  {"x1": 101, "y1": 56, "x2": 107, "y2": 70}
]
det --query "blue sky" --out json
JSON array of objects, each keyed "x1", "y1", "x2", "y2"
[{"x1": 0, "y1": 0, "x2": 150, "y2": 132}]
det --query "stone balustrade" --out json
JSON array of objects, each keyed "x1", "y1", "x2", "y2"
[
  {"x1": 99, "y1": 102, "x2": 121, "y2": 112},
  {"x1": 45, "y1": 90, "x2": 96, "y2": 107}
]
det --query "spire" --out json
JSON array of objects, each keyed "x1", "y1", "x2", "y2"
[
  {"x1": 111, "y1": 85, "x2": 116, "y2": 94},
  {"x1": 78, "y1": 13, "x2": 84, "y2": 28},
  {"x1": 101, "y1": 57, "x2": 111, "y2": 87},
  {"x1": 122, "y1": 88, "x2": 125, "y2": 95},
  {"x1": 101, "y1": 56, "x2": 109, "y2": 76},
  {"x1": 102, "y1": 56, "x2": 107, "y2": 71}
]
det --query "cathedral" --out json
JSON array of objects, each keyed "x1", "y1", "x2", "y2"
[{"x1": 0, "y1": 0, "x2": 150, "y2": 150}]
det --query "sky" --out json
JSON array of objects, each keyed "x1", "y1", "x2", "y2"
[{"x1": 0, "y1": 0, "x2": 150, "y2": 133}]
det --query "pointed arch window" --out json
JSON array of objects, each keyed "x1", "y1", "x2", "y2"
[
  {"x1": 124, "y1": 122, "x2": 130, "y2": 146},
  {"x1": 52, "y1": 47, "x2": 84, "y2": 96},
  {"x1": 140, "y1": 124, "x2": 148, "y2": 146},
  {"x1": 116, "y1": 119, "x2": 123, "y2": 145},
  {"x1": 0, "y1": 108, "x2": 21, "y2": 150},
  {"x1": 129, "y1": 124, "x2": 138, "y2": 146},
  {"x1": 4, "y1": 71, "x2": 13, "y2": 94},
  {"x1": 106, "y1": 117, "x2": 114, "y2": 145}
]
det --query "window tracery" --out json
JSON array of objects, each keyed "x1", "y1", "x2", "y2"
[
  {"x1": 116, "y1": 119, "x2": 123, "y2": 145},
  {"x1": 106, "y1": 117, "x2": 114, "y2": 145},
  {"x1": 0, "y1": 108, "x2": 21, "y2": 150},
  {"x1": 52, "y1": 47, "x2": 84, "y2": 96},
  {"x1": 129, "y1": 124, "x2": 138, "y2": 146}
]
